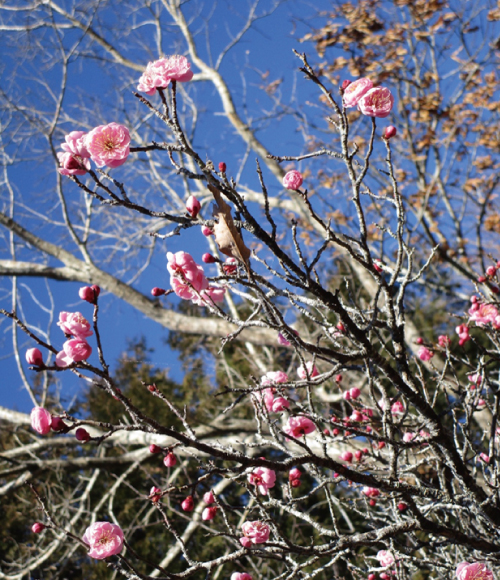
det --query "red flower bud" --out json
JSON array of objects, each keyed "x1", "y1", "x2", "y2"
[
  {"x1": 26, "y1": 348, "x2": 44, "y2": 366},
  {"x1": 147, "y1": 384, "x2": 157, "y2": 392},
  {"x1": 290, "y1": 478, "x2": 301, "y2": 488},
  {"x1": 218, "y1": 162, "x2": 226, "y2": 173},
  {"x1": 151, "y1": 287, "x2": 166, "y2": 297},
  {"x1": 202, "y1": 253, "x2": 217, "y2": 264},
  {"x1": 201, "y1": 226, "x2": 214, "y2": 236},
  {"x1": 397, "y1": 502, "x2": 407, "y2": 511},
  {"x1": 79, "y1": 285, "x2": 100, "y2": 304},
  {"x1": 416, "y1": 337, "x2": 424, "y2": 345},
  {"x1": 150, "y1": 486, "x2": 162, "y2": 502},
  {"x1": 51, "y1": 416, "x2": 67, "y2": 432},
  {"x1": 149, "y1": 444, "x2": 161, "y2": 454},
  {"x1": 341, "y1": 80, "x2": 351, "y2": 90},
  {"x1": 486, "y1": 266, "x2": 497, "y2": 277},
  {"x1": 164, "y1": 452, "x2": 177, "y2": 467},
  {"x1": 32, "y1": 522, "x2": 45, "y2": 534},
  {"x1": 181, "y1": 495, "x2": 194, "y2": 512},
  {"x1": 478, "y1": 276, "x2": 487, "y2": 283},
  {"x1": 369, "y1": 499, "x2": 377, "y2": 507},
  {"x1": 75, "y1": 427, "x2": 90, "y2": 443},
  {"x1": 202, "y1": 506, "x2": 218, "y2": 520},
  {"x1": 384, "y1": 125, "x2": 397, "y2": 139},
  {"x1": 186, "y1": 195, "x2": 201, "y2": 218}
]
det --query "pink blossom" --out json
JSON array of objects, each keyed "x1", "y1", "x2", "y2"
[
  {"x1": 57, "y1": 151, "x2": 91, "y2": 176},
  {"x1": 85, "y1": 123, "x2": 130, "y2": 168},
  {"x1": 391, "y1": 401, "x2": 405, "y2": 415},
  {"x1": 456, "y1": 562, "x2": 493, "y2": 580},
  {"x1": 202, "y1": 506, "x2": 218, "y2": 521},
  {"x1": 438, "y1": 334, "x2": 450, "y2": 347},
  {"x1": 191, "y1": 286, "x2": 226, "y2": 306},
  {"x1": 358, "y1": 87, "x2": 394, "y2": 118},
  {"x1": 56, "y1": 338, "x2": 92, "y2": 367},
  {"x1": 343, "y1": 78, "x2": 373, "y2": 108},
  {"x1": 231, "y1": 574, "x2": 253, "y2": 580},
  {"x1": 362, "y1": 486, "x2": 380, "y2": 498},
  {"x1": 297, "y1": 362, "x2": 319, "y2": 380},
  {"x1": 26, "y1": 348, "x2": 44, "y2": 366},
  {"x1": 456, "y1": 324, "x2": 471, "y2": 346},
  {"x1": 468, "y1": 373, "x2": 483, "y2": 387},
  {"x1": 223, "y1": 257, "x2": 238, "y2": 275},
  {"x1": 283, "y1": 416, "x2": 316, "y2": 438},
  {"x1": 417, "y1": 346, "x2": 434, "y2": 361},
  {"x1": 283, "y1": 170, "x2": 303, "y2": 190},
  {"x1": 57, "y1": 131, "x2": 92, "y2": 176},
  {"x1": 403, "y1": 432, "x2": 415, "y2": 443},
  {"x1": 30, "y1": 407, "x2": 52, "y2": 435},
  {"x1": 261, "y1": 371, "x2": 289, "y2": 386},
  {"x1": 82, "y1": 521, "x2": 124, "y2": 559},
  {"x1": 167, "y1": 251, "x2": 209, "y2": 301},
  {"x1": 376, "y1": 550, "x2": 395, "y2": 567},
  {"x1": 57, "y1": 312, "x2": 93, "y2": 340},
  {"x1": 469, "y1": 303, "x2": 499, "y2": 326},
  {"x1": 271, "y1": 397, "x2": 290, "y2": 412},
  {"x1": 137, "y1": 56, "x2": 193, "y2": 95},
  {"x1": 240, "y1": 520, "x2": 270, "y2": 545},
  {"x1": 248, "y1": 466, "x2": 277, "y2": 495}
]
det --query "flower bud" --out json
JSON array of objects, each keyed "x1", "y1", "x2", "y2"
[
  {"x1": 486, "y1": 265, "x2": 497, "y2": 277},
  {"x1": 341, "y1": 80, "x2": 351, "y2": 90},
  {"x1": 416, "y1": 337, "x2": 424, "y2": 345},
  {"x1": 26, "y1": 348, "x2": 44, "y2": 366},
  {"x1": 478, "y1": 275, "x2": 487, "y2": 283},
  {"x1": 282, "y1": 170, "x2": 303, "y2": 190},
  {"x1": 340, "y1": 451, "x2": 353, "y2": 463},
  {"x1": 323, "y1": 428, "x2": 330, "y2": 436},
  {"x1": 32, "y1": 522, "x2": 45, "y2": 534},
  {"x1": 369, "y1": 499, "x2": 377, "y2": 507},
  {"x1": 201, "y1": 226, "x2": 214, "y2": 236},
  {"x1": 343, "y1": 391, "x2": 351, "y2": 401},
  {"x1": 181, "y1": 495, "x2": 194, "y2": 512},
  {"x1": 289, "y1": 468, "x2": 301, "y2": 480},
  {"x1": 149, "y1": 444, "x2": 161, "y2": 454},
  {"x1": 202, "y1": 253, "x2": 217, "y2": 264},
  {"x1": 335, "y1": 374, "x2": 342, "y2": 383},
  {"x1": 349, "y1": 387, "x2": 361, "y2": 399},
  {"x1": 203, "y1": 491, "x2": 215, "y2": 504},
  {"x1": 202, "y1": 506, "x2": 218, "y2": 521},
  {"x1": 218, "y1": 162, "x2": 226, "y2": 173},
  {"x1": 30, "y1": 407, "x2": 52, "y2": 435},
  {"x1": 79, "y1": 285, "x2": 100, "y2": 304},
  {"x1": 290, "y1": 478, "x2": 301, "y2": 488},
  {"x1": 164, "y1": 452, "x2": 177, "y2": 467},
  {"x1": 384, "y1": 125, "x2": 397, "y2": 139},
  {"x1": 186, "y1": 195, "x2": 201, "y2": 218},
  {"x1": 378, "y1": 441, "x2": 386, "y2": 449},
  {"x1": 397, "y1": 502, "x2": 407, "y2": 511},
  {"x1": 354, "y1": 450, "x2": 363, "y2": 461},
  {"x1": 336, "y1": 322, "x2": 345, "y2": 333},
  {"x1": 151, "y1": 287, "x2": 166, "y2": 297},
  {"x1": 75, "y1": 427, "x2": 90, "y2": 442},
  {"x1": 368, "y1": 574, "x2": 376, "y2": 580},
  {"x1": 223, "y1": 257, "x2": 238, "y2": 275},
  {"x1": 51, "y1": 416, "x2": 67, "y2": 432},
  {"x1": 150, "y1": 486, "x2": 162, "y2": 502}
]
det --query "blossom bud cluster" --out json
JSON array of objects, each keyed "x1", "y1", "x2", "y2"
[{"x1": 137, "y1": 55, "x2": 193, "y2": 95}]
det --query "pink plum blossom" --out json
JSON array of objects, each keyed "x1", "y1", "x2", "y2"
[
  {"x1": 240, "y1": 520, "x2": 270, "y2": 546},
  {"x1": 403, "y1": 432, "x2": 415, "y2": 443},
  {"x1": 57, "y1": 312, "x2": 93, "y2": 339},
  {"x1": 343, "y1": 78, "x2": 373, "y2": 108},
  {"x1": 358, "y1": 87, "x2": 394, "y2": 118},
  {"x1": 57, "y1": 152, "x2": 91, "y2": 176},
  {"x1": 418, "y1": 346, "x2": 434, "y2": 361},
  {"x1": 82, "y1": 521, "x2": 124, "y2": 559},
  {"x1": 479, "y1": 453, "x2": 490, "y2": 464},
  {"x1": 231, "y1": 574, "x2": 253, "y2": 580},
  {"x1": 282, "y1": 170, "x2": 303, "y2": 190},
  {"x1": 57, "y1": 131, "x2": 91, "y2": 176},
  {"x1": 85, "y1": 123, "x2": 130, "y2": 168},
  {"x1": 248, "y1": 466, "x2": 277, "y2": 495},
  {"x1": 271, "y1": 397, "x2": 290, "y2": 412},
  {"x1": 26, "y1": 348, "x2": 44, "y2": 366},
  {"x1": 297, "y1": 361, "x2": 319, "y2": 380},
  {"x1": 456, "y1": 563, "x2": 493, "y2": 580},
  {"x1": 438, "y1": 334, "x2": 450, "y2": 347},
  {"x1": 56, "y1": 338, "x2": 92, "y2": 367},
  {"x1": 167, "y1": 251, "x2": 209, "y2": 301},
  {"x1": 191, "y1": 286, "x2": 226, "y2": 306},
  {"x1": 283, "y1": 416, "x2": 316, "y2": 438},
  {"x1": 30, "y1": 407, "x2": 52, "y2": 435},
  {"x1": 376, "y1": 550, "x2": 395, "y2": 567},
  {"x1": 391, "y1": 401, "x2": 405, "y2": 415},
  {"x1": 137, "y1": 56, "x2": 193, "y2": 95},
  {"x1": 261, "y1": 371, "x2": 289, "y2": 385},
  {"x1": 469, "y1": 302, "x2": 500, "y2": 327}
]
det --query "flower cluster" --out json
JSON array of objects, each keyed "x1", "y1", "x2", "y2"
[
  {"x1": 258, "y1": 371, "x2": 290, "y2": 412},
  {"x1": 247, "y1": 466, "x2": 276, "y2": 495},
  {"x1": 167, "y1": 251, "x2": 225, "y2": 306},
  {"x1": 57, "y1": 123, "x2": 130, "y2": 175},
  {"x1": 343, "y1": 78, "x2": 394, "y2": 118},
  {"x1": 137, "y1": 55, "x2": 193, "y2": 95},
  {"x1": 55, "y1": 311, "x2": 93, "y2": 367}
]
